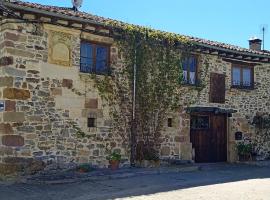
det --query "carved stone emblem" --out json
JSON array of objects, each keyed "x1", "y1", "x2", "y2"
[{"x1": 48, "y1": 30, "x2": 72, "y2": 66}]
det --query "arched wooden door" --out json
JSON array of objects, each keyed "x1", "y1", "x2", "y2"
[{"x1": 190, "y1": 113, "x2": 227, "y2": 163}]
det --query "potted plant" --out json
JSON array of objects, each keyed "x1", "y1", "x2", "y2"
[
  {"x1": 76, "y1": 164, "x2": 93, "y2": 173},
  {"x1": 107, "y1": 152, "x2": 121, "y2": 170},
  {"x1": 236, "y1": 142, "x2": 252, "y2": 162}
]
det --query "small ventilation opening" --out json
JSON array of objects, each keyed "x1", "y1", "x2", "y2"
[
  {"x1": 168, "y1": 118, "x2": 173, "y2": 127},
  {"x1": 88, "y1": 118, "x2": 96, "y2": 128}
]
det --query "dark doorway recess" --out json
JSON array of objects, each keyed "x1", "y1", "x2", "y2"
[{"x1": 190, "y1": 113, "x2": 227, "y2": 163}]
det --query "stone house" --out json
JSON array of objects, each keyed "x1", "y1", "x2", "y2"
[{"x1": 0, "y1": 0, "x2": 270, "y2": 175}]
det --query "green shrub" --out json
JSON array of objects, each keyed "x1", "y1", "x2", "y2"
[
  {"x1": 236, "y1": 142, "x2": 252, "y2": 156},
  {"x1": 106, "y1": 152, "x2": 121, "y2": 161}
]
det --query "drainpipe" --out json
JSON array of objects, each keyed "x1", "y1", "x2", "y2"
[
  {"x1": 130, "y1": 42, "x2": 138, "y2": 167},
  {"x1": 130, "y1": 33, "x2": 147, "y2": 167},
  {"x1": 132, "y1": 48, "x2": 137, "y2": 128}
]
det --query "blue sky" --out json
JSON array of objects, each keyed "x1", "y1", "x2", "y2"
[{"x1": 25, "y1": 0, "x2": 269, "y2": 49}]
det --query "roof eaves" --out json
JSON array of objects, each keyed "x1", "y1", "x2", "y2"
[
  {"x1": 194, "y1": 41, "x2": 270, "y2": 59},
  {"x1": 3, "y1": 1, "x2": 270, "y2": 60},
  {"x1": 0, "y1": 1, "x2": 21, "y2": 18},
  {"x1": 3, "y1": 1, "x2": 106, "y2": 28}
]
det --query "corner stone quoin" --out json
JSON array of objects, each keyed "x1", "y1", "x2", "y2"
[{"x1": 3, "y1": 88, "x2": 31, "y2": 100}]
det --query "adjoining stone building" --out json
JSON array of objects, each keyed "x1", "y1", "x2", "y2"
[{"x1": 0, "y1": 0, "x2": 270, "y2": 175}]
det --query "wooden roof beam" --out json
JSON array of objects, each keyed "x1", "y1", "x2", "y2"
[
  {"x1": 236, "y1": 55, "x2": 243, "y2": 59},
  {"x1": 203, "y1": 49, "x2": 210, "y2": 53},
  {"x1": 244, "y1": 56, "x2": 252, "y2": 60},
  {"x1": 260, "y1": 58, "x2": 269, "y2": 62},
  {"x1": 219, "y1": 52, "x2": 227, "y2": 56},
  {"x1": 252, "y1": 57, "x2": 260, "y2": 61},
  {"x1": 210, "y1": 51, "x2": 219, "y2": 55}
]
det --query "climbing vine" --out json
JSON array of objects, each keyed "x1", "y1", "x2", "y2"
[
  {"x1": 92, "y1": 21, "x2": 195, "y2": 160},
  {"x1": 252, "y1": 113, "x2": 270, "y2": 159}
]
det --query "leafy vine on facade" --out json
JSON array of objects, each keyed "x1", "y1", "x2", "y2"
[
  {"x1": 252, "y1": 113, "x2": 270, "y2": 159},
  {"x1": 92, "y1": 22, "x2": 195, "y2": 160}
]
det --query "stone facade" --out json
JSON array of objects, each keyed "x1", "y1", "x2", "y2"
[
  {"x1": 0, "y1": 19, "x2": 130, "y2": 175},
  {"x1": 159, "y1": 54, "x2": 270, "y2": 162},
  {"x1": 0, "y1": 1, "x2": 270, "y2": 176}
]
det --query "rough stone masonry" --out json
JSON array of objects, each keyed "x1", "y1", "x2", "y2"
[
  {"x1": 0, "y1": 20, "x2": 131, "y2": 175},
  {"x1": 0, "y1": 1, "x2": 270, "y2": 176}
]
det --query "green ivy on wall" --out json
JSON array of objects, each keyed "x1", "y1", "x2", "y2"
[
  {"x1": 73, "y1": 20, "x2": 212, "y2": 161},
  {"x1": 92, "y1": 21, "x2": 197, "y2": 159}
]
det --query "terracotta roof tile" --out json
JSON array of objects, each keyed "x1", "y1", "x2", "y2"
[{"x1": 4, "y1": 0, "x2": 270, "y2": 58}]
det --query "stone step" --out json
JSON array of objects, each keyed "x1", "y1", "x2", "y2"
[{"x1": 23, "y1": 165, "x2": 200, "y2": 185}]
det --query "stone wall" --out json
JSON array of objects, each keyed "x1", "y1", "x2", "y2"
[
  {"x1": 159, "y1": 54, "x2": 270, "y2": 162},
  {"x1": 1, "y1": 16, "x2": 270, "y2": 176},
  {"x1": 0, "y1": 20, "x2": 131, "y2": 175}
]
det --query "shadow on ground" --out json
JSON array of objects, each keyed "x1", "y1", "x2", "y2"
[{"x1": 0, "y1": 164, "x2": 269, "y2": 200}]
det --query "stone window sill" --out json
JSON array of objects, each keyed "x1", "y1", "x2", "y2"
[{"x1": 230, "y1": 85, "x2": 254, "y2": 91}]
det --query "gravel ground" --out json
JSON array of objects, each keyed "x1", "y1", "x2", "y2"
[{"x1": 0, "y1": 164, "x2": 269, "y2": 200}]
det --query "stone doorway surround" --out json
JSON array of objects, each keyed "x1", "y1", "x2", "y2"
[{"x1": 186, "y1": 106, "x2": 237, "y2": 163}]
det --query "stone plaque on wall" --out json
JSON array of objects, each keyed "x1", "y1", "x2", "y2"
[{"x1": 48, "y1": 30, "x2": 72, "y2": 67}]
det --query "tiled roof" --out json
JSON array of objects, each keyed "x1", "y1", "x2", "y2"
[
  {"x1": 6, "y1": 0, "x2": 113, "y2": 24},
  {"x1": 4, "y1": 0, "x2": 270, "y2": 58}
]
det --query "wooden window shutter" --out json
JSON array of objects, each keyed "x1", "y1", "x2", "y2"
[{"x1": 210, "y1": 73, "x2": 225, "y2": 103}]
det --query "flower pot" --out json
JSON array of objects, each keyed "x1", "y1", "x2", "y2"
[
  {"x1": 109, "y1": 160, "x2": 120, "y2": 170},
  {"x1": 77, "y1": 168, "x2": 87, "y2": 173}
]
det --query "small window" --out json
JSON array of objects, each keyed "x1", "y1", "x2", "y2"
[
  {"x1": 232, "y1": 67, "x2": 241, "y2": 86},
  {"x1": 0, "y1": 101, "x2": 5, "y2": 112},
  {"x1": 87, "y1": 118, "x2": 96, "y2": 128},
  {"x1": 182, "y1": 56, "x2": 197, "y2": 85},
  {"x1": 80, "y1": 41, "x2": 110, "y2": 75},
  {"x1": 232, "y1": 65, "x2": 253, "y2": 89},
  {"x1": 191, "y1": 116, "x2": 209, "y2": 130},
  {"x1": 168, "y1": 118, "x2": 173, "y2": 127}
]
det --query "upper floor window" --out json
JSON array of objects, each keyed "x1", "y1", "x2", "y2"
[
  {"x1": 232, "y1": 65, "x2": 254, "y2": 89},
  {"x1": 182, "y1": 56, "x2": 197, "y2": 85},
  {"x1": 80, "y1": 41, "x2": 110, "y2": 75}
]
